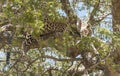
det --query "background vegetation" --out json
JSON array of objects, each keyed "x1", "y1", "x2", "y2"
[{"x1": 0, "y1": 0, "x2": 120, "y2": 76}]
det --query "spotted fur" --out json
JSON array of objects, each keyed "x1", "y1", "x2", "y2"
[{"x1": 40, "y1": 20, "x2": 67, "y2": 39}]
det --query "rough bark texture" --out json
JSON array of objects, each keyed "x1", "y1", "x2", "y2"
[
  {"x1": 112, "y1": 0, "x2": 120, "y2": 32},
  {"x1": 111, "y1": 0, "x2": 120, "y2": 76},
  {"x1": 60, "y1": 0, "x2": 77, "y2": 25}
]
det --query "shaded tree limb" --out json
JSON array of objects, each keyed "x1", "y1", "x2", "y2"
[
  {"x1": 60, "y1": 0, "x2": 77, "y2": 25},
  {"x1": 88, "y1": 0, "x2": 100, "y2": 25}
]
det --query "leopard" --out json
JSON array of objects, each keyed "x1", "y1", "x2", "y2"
[
  {"x1": 40, "y1": 18, "x2": 67, "y2": 39},
  {"x1": 22, "y1": 32, "x2": 39, "y2": 55}
]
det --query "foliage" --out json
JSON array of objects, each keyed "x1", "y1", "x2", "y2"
[{"x1": 0, "y1": 0, "x2": 120, "y2": 76}]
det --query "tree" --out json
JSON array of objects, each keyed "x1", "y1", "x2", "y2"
[{"x1": 0, "y1": 0, "x2": 120, "y2": 76}]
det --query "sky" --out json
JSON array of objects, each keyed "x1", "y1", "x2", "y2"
[{"x1": 58, "y1": 2, "x2": 88, "y2": 20}]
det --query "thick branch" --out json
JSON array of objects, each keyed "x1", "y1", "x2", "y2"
[
  {"x1": 40, "y1": 55, "x2": 81, "y2": 62},
  {"x1": 88, "y1": 0, "x2": 100, "y2": 25},
  {"x1": 60, "y1": 0, "x2": 77, "y2": 24}
]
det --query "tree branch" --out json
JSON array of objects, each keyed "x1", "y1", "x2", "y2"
[
  {"x1": 40, "y1": 55, "x2": 81, "y2": 62},
  {"x1": 88, "y1": 0, "x2": 100, "y2": 25},
  {"x1": 60, "y1": 0, "x2": 77, "y2": 24},
  {"x1": 95, "y1": 13, "x2": 111, "y2": 23}
]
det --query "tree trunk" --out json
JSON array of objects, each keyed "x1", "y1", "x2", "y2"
[
  {"x1": 111, "y1": 0, "x2": 120, "y2": 76},
  {"x1": 112, "y1": 0, "x2": 120, "y2": 32}
]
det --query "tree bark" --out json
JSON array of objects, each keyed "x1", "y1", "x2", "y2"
[
  {"x1": 60, "y1": 0, "x2": 77, "y2": 24},
  {"x1": 112, "y1": 0, "x2": 120, "y2": 32},
  {"x1": 111, "y1": 0, "x2": 120, "y2": 76}
]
